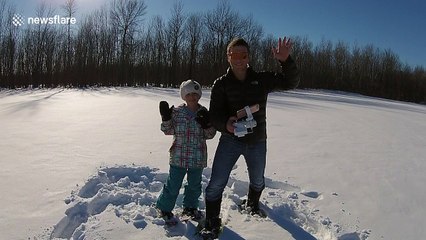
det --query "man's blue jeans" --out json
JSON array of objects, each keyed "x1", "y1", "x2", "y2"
[
  {"x1": 205, "y1": 134, "x2": 267, "y2": 202},
  {"x1": 156, "y1": 165, "x2": 203, "y2": 212}
]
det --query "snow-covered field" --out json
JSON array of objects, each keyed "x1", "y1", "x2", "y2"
[{"x1": 0, "y1": 87, "x2": 425, "y2": 240}]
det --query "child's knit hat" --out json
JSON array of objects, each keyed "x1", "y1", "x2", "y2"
[{"x1": 180, "y1": 79, "x2": 202, "y2": 100}]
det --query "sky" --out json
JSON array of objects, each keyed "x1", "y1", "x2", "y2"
[{"x1": 10, "y1": 0, "x2": 426, "y2": 68}]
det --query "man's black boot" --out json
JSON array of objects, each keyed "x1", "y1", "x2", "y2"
[
  {"x1": 246, "y1": 186, "x2": 267, "y2": 217},
  {"x1": 200, "y1": 199, "x2": 222, "y2": 238}
]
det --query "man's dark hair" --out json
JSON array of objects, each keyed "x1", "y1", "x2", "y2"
[{"x1": 227, "y1": 38, "x2": 250, "y2": 54}]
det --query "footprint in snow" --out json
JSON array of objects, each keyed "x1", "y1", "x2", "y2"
[
  {"x1": 48, "y1": 165, "x2": 365, "y2": 240},
  {"x1": 301, "y1": 191, "x2": 322, "y2": 199}
]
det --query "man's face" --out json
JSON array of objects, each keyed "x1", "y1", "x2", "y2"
[{"x1": 227, "y1": 45, "x2": 249, "y2": 72}]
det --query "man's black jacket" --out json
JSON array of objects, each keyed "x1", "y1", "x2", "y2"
[{"x1": 209, "y1": 55, "x2": 300, "y2": 144}]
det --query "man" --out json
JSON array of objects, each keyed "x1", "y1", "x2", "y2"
[{"x1": 202, "y1": 37, "x2": 300, "y2": 237}]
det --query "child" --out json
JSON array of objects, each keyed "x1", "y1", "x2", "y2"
[{"x1": 156, "y1": 79, "x2": 216, "y2": 224}]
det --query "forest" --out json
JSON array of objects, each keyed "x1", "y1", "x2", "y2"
[{"x1": 0, "y1": 0, "x2": 425, "y2": 103}]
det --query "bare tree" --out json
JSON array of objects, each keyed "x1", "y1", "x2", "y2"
[
  {"x1": 291, "y1": 36, "x2": 314, "y2": 88},
  {"x1": 24, "y1": 3, "x2": 57, "y2": 87},
  {"x1": 0, "y1": 0, "x2": 6, "y2": 50},
  {"x1": 96, "y1": 6, "x2": 118, "y2": 85},
  {"x1": 61, "y1": 0, "x2": 77, "y2": 69},
  {"x1": 148, "y1": 15, "x2": 166, "y2": 86},
  {"x1": 166, "y1": 0, "x2": 186, "y2": 86},
  {"x1": 314, "y1": 39, "x2": 333, "y2": 88},
  {"x1": 110, "y1": 0, "x2": 146, "y2": 65},
  {"x1": 360, "y1": 44, "x2": 381, "y2": 94},
  {"x1": 332, "y1": 41, "x2": 350, "y2": 89},
  {"x1": 0, "y1": 0, "x2": 11, "y2": 86},
  {"x1": 379, "y1": 49, "x2": 400, "y2": 97},
  {"x1": 204, "y1": 0, "x2": 234, "y2": 71},
  {"x1": 0, "y1": 0, "x2": 424, "y2": 103},
  {"x1": 184, "y1": 13, "x2": 204, "y2": 79},
  {"x1": 258, "y1": 34, "x2": 276, "y2": 71},
  {"x1": 239, "y1": 14, "x2": 263, "y2": 68},
  {"x1": 73, "y1": 13, "x2": 92, "y2": 85},
  {"x1": 1, "y1": 3, "x2": 19, "y2": 86}
]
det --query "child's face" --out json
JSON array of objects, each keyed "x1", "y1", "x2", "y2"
[{"x1": 185, "y1": 92, "x2": 200, "y2": 105}]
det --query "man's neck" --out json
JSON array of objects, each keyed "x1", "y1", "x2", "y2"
[{"x1": 233, "y1": 69, "x2": 247, "y2": 81}]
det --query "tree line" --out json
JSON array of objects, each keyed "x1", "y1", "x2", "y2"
[{"x1": 0, "y1": 0, "x2": 425, "y2": 103}]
